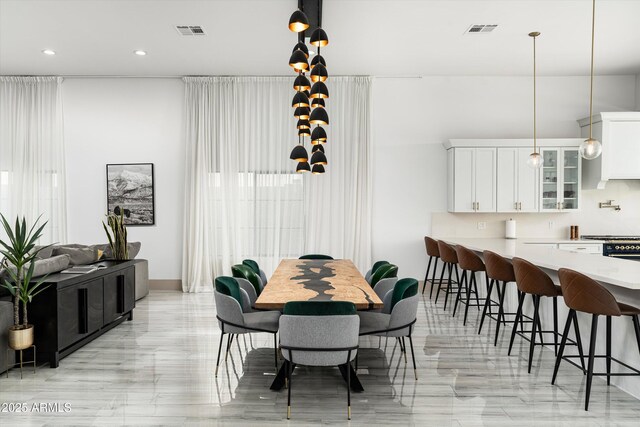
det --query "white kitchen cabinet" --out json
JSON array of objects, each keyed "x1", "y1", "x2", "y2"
[
  {"x1": 578, "y1": 112, "x2": 640, "y2": 189},
  {"x1": 539, "y1": 148, "x2": 581, "y2": 212},
  {"x1": 496, "y1": 148, "x2": 538, "y2": 212},
  {"x1": 449, "y1": 147, "x2": 496, "y2": 212},
  {"x1": 557, "y1": 243, "x2": 602, "y2": 254}
]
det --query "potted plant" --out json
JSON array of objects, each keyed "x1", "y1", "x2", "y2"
[
  {"x1": 0, "y1": 214, "x2": 50, "y2": 350},
  {"x1": 103, "y1": 211, "x2": 129, "y2": 260}
]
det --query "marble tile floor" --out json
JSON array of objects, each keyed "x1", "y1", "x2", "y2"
[{"x1": 1, "y1": 289, "x2": 639, "y2": 426}]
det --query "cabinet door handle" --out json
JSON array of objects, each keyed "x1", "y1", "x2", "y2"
[
  {"x1": 514, "y1": 202, "x2": 518, "y2": 210},
  {"x1": 117, "y1": 275, "x2": 125, "y2": 314},
  {"x1": 78, "y1": 288, "x2": 89, "y2": 334},
  {"x1": 519, "y1": 202, "x2": 522, "y2": 210},
  {"x1": 476, "y1": 202, "x2": 479, "y2": 211}
]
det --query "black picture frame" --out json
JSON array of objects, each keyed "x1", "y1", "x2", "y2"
[{"x1": 106, "y1": 163, "x2": 155, "y2": 226}]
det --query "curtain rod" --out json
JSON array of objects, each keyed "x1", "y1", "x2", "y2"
[{"x1": 2, "y1": 74, "x2": 423, "y2": 79}]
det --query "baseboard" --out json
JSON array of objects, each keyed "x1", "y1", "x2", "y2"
[{"x1": 149, "y1": 279, "x2": 182, "y2": 291}]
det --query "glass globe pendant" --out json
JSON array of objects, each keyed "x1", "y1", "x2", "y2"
[
  {"x1": 579, "y1": 138, "x2": 602, "y2": 160},
  {"x1": 527, "y1": 32, "x2": 543, "y2": 169},
  {"x1": 527, "y1": 152, "x2": 543, "y2": 169}
]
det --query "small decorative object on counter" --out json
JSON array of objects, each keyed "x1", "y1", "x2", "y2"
[
  {"x1": 570, "y1": 225, "x2": 580, "y2": 240},
  {"x1": 505, "y1": 219, "x2": 517, "y2": 239}
]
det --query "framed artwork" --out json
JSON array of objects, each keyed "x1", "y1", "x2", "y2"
[{"x1": 106, "y1": 163, "x2": 155, "y2": 226}]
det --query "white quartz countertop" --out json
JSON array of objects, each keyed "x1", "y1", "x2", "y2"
[{"x1": 436, "y1": 237, "x2": 640, "y2": 291}]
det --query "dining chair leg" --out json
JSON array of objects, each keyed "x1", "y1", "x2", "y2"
[
  {"x1": 585, "y1": 314, "x2": 599, "y2": 411},
  {"x1": 408, "y1": 335, "x2": 417, "y2": 380},
  {"x1": 287, "y1": 351, "x2": 293, "y2": 419},
  {"x1": 508, "y1": 291, "x2": 526, "y2": 355},
  {"x1": 494, "y1": 281, "x2": 508, "y2": 346},
  {"x1": 552, "y1": 309, "x2": 574, "y2": 385},
  {"x1": 423, "y1": 256, "x2": 432, "y2": 294},
  {"x1": 632, "y1": 315, "x2": 640, "y2": 355},
  {"x1": 452, "y1": 270, "x2": 466, "y2": 317},
  {"x1": 347, "y1": 351, "x2": 352, "y2": 420},
  {"x1": 215, "y1": 331, "x2": 225, "y2": 377},
  {"x1": 572, "y1": 310, "x2": 586, "y2": 372},
  {"x1": 225, "y1": 333, "x2": 233, "y2": 361},
  {"x1": 429, "y1": 258, "x2": 439, "y2": 299},
  {"x1": 606, "y1": 315, "x2": 612, "y2": 386},
  {"x1": 477, "y1": 278, "x2": 495, "y2": 335},
  {"x1": 528, "y1": 295, "x2": 540, "y2": 373},
  {"x1": 402, "y1": 337, "x2": 408, "y2": 363},
  {"x1": 273, "y1": 333, "x2": 278, "y2": 372},
  {"x1": 435, "y1": 262, "x2": 447, "y2": 304},
  {"x1": 553, "y1": 297, "x2": 559, "y2": 356}
]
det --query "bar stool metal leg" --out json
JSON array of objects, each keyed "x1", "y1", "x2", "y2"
[
  {"x1": 477, "y1": 278, "x2": 495, "y2": 335},
  {"x1": 494, "y1": 281, "x2": 508, "y2": 346},
  {"x1": 429, "y1": 258, "x2": 439, "y2": 299},
  {"x1": 509, "y1": 291, "x2": 526, "y2": 356},
  {"x1": 422, "y1": 256, "x2": 433, "y2": 295},
  {"x1": 552, "y1": 309, "x2": 575, "y2": 385},
  {"x1": 434, "y1": 262, "x2": 448, "y2": 304},
  {"x1": 585, "y1": 314, "x2": 599, "y2": 411},
  {"x1": 528, "y1": 295, "x2": 540, "y2": 373},
  {"x1": 606, "y1": 315, "x2": 612, "y2": 385}
]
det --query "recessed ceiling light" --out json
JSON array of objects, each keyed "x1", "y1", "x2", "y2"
[
  {"x1": 42, "y1": 49, "x2": 56, "y2": 55},
  {"x1": 134, "y1": 50, "x2": 147, "y2": 56}
]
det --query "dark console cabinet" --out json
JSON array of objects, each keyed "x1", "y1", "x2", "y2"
[{"x1": 29, "y1": 261, "x2": 136, "y2": 368}]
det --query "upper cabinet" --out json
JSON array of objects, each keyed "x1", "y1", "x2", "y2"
[
  {"x1": 445, "y1": 139, "x2": 582, "y2": 213},
  {"x1": 448, "y1": 147, "x2": 496, "y2": 212},
  {"x1": 578, "y1": 112, "x2": 640, "y2": 189}
]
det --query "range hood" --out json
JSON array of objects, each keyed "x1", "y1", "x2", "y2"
[{"x1": 578, "y1": 112, "x2": 640, "y2": 189}]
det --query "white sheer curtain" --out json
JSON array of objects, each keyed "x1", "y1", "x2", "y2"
[
  {"x1": 182, "y1": 76, "x2": 372, "y2": 293},
  {"x1": 0, "y1": 77, "x2": 67, "y2": 244}
]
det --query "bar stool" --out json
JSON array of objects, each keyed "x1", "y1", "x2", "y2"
[
  {"x1": 453, "y1": 245, "x2": 484, "y2": 326},
  {"x1": 553, "y1": 268, "x2": 640, "y2": 411},
  {"x1": 509, "y1": 257, "x2": 585, "y2": 374},
  {"x1": 423, "y1": 237, "x2": 445, "y2": 298},
  {"x1": 434, "y1": 241, "x2": 460, "y2": 311},
  {"x1": 478, "y1": 250, "x2": 521, "y2": 346}
]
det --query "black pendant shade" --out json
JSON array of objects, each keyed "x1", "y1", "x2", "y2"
[
  {"x1": 289, "y1": 49, "x2": 309, "y2": 71},
  {"x1": 296, "y1": 161, "x2": 311, "y2": 173},
  {"x1": 310, "y1": 63, "x2": 328, "y2": 82},
  {"x1": 309, "y1": 81, "x2": 329, "y2": 99},
  {"x1": 311, "y1": 164, "x2": 325, "y2": 174},
  {"x1": 311, "y1": 126, "x2": 327, "y2": 144},
  {"x1": 310, "y1": 28, "x2": 329, "y2": 47},
  {"x1": 312, "y1": 144, "x2": 325, "y2": 153},
  {"x1": 290, "y1": 145, "x2": 308, "y2": 162},
  {"x1": 311, "y1": 98, "x2": 325, "y2": 108},
  {"x1": 309, "y1": 107, "x2": 329, "y2": 125},
  {"x1": 293, "y1": 75, "x2": 311, "y2": 91},
  {"x1": 298, "y1": 128, "x2": 311, "y2": 137},
  {"x1": 310, "y1": 150, "x2": 328, "y2": 165},
  {"x1": 293, "y1": 42, "x2": 309, "y2": 58},
  {"x1": 288, "y1": 9, "x2": 310, "y2": 32},
  {"x1": 297, "y1": 119, "x2": 310, "y2": 130},
  {"x1": 310, "y1": 54, "x2": 326, "y2": 70},
  {"x1": 294, "y1": 107, "x2": 310, "y2": 119},
  {"x1": 292, "y1": 91, "x2": 310, "y2": 108}
]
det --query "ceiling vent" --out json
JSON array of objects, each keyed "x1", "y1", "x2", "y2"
[
  {"x1": 465, "y1": 24, "x2": 498, "y2": 34},
  {"x1": 175, "y1": 26, "x2": 206, "y2": 36}
]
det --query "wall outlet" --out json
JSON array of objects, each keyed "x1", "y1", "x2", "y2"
[
  {"x1": 548, "y1": 221, "x2": 555, "y2": 229},
  {"x1": 477, "y1": 221, "x2": 487, "y2": 230}
]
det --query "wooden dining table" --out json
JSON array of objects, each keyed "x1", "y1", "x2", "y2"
[
  {"x1": 254, "y1": 259, "x2": 383, "y2": 310},
  {"x1": 255, "y1": 258, "x2": 382, "y2": 392}
]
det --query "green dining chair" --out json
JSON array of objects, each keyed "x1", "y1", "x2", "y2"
[
  {"x1": 232, "y1": 264, "x2": 263, "y2": 298},
  {"x1": 243, "y1": 259, "x2": 268, "y2": 286},
  {"x1": 370, "y1": 263, "x2": 398, "y2": 288},
  {"x1": 299, "y1": 254, "x2": 334, "y2": 260},
  {"x1": 365, "y1": 260, "x2": 390, "y2": 284}
]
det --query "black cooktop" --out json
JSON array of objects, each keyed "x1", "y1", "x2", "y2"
[{"x1": 581, "y1": 235, "x2": 640, "y2": 242}]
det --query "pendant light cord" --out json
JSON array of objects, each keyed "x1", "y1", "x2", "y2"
[
  {"x1": 588, "y1": 0, "x2": 596, "y2": 140},
  {"x1": 532, "y1": 33, "x2": 537, "y2": 154}
]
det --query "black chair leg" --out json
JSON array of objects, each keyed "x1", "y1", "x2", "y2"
[
  {"x1": 429, "y1": 258, "x2": 439, "y2": 299},
  {"x1": 572, "y1": 310, "x2": 586, "y2": 372},
  {"x1": 606, "y1": 315, "x2": 612, "y2": 386},
  {"x1": 423, "y1": 256, "x2": 432, "y2": 294},
  {"x1": 553, "y1": 297, "x2": 559, "y2": 356},
  {"x1": 435, "y1": 262, "x2": 447, "y2": 304},
  {"x1": 273, "y1": 333, "x2": 278, "y2": 372},
  {"x1": 452, "y1": 270, "x2": 466, "y2": 317},
  {"x1": 347, "y1": 351, "x2": 352, "y2": 420},
  {"x1": 225, "y1": 333, "x2": 233, "y2": 361},
  {"x1": 508, "y1": 291, "x2": 526, "y2": 355},
  {"x1": 287, "y1": 352, "x2": 293, "y2": 419},
  {"x1": 552, "y1": 309, "x2": 574, "y2": 385},
  {"x1": 494, "y1": 281, "x2": 508, "y2": 346},
  {"x1": 408, "y1": 335, "x2": 417, "y2": 380},
  {"x1": 632, "y1": 315, "x2": 640, "y2": 355},
  {"x1": 215, "y1": 331, "x2": 225, "y2": 377},
  {"x1": 462, "y1": 272, "x2": 474, "y2": 325},
  {"x1": 473, "y1": 274, "x2": 481, "y2": 310},
  {"x1": 528, "y1": 295, "x2": 540, "y2": 373},
  {"x1": 585, "y1": 314, "x2": 599, "y2": 411},
  {"x1": 443, "y1": 264, "x2": 454, "y2": 310},
  {"x1": 478, "y1": 278, "x2": 495, "y2": 335},
  {"x1": 401, "y1": 337, "x2": 408, "y2": 363}
]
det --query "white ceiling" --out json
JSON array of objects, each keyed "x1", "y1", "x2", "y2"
[{"x1": 1, "y1": 0, "x2": 639, "y2": 76}]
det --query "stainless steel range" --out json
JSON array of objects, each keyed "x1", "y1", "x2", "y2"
[{"x1": 581, "y1": 235, "x2": 640, "y2": 260}]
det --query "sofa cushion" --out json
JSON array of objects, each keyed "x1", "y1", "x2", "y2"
[
  {"x1": 92, "y1": 242, "x2": 141, "y2": 260},
  {"x1": 52, "y1": 246, "x2": 97, "y2": 266},
  {"x1": 1, "y1": 254, "x2": 70, "y2": 280},
  {"x1": 32, "y1": 245, "x2": 55, "y2": 259}
]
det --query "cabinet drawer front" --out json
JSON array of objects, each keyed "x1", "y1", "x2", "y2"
[
  {"x1": 103, "y1": 267, "x2": 136, "y2": 325},
  {"x1": 57, "y1": 278, "x2": 104, "y2": 349},
  {"x1": 557, "y1": 243, "x2": 602, "y2": 254}
]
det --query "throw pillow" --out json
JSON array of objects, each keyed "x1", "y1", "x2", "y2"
[{"x1": 52, "y1": 246, "x2": 98, "y2": 266}]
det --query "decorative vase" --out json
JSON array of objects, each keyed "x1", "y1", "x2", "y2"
[{"x1": 8, "y1": 325, "x2": 34, "y2": 350}]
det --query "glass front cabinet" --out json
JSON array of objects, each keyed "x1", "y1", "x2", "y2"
[{"x1": 539, "y1": 148, "x2": 581, "y2": 212}]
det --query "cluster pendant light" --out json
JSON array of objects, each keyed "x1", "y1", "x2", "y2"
[
  {"x1": 579, "y1": 0, "x2": 602, "y2": 160},
  {"x1": 288, "y1": 0, "x2": 329, "y2": 174},
  {"x1": 526, "y1": 32, "x2": 543, "y2": 169}
]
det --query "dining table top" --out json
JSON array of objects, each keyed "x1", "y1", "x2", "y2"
[{"x1": 254, "y1": 259, "x2": 384, "y2": 310}]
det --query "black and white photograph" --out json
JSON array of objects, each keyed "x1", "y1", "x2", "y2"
[{"x1": 106, "y1": 163, "x2": 155, "y2": 225}]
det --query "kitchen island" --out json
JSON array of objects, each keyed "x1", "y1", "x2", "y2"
[{"x1": 435, "y1": 237, "x2": 640, "y2": 399}]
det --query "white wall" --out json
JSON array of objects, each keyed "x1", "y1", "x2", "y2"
[
  {"x1": 636, "y1": 74, "x2": 640, "y2": 111},
  {"x1": 371, "y1": 75, "x2": 637, "y2": 279},
  {"x1": 63, "y1": 78, "x2": 184, "y2": 280}
]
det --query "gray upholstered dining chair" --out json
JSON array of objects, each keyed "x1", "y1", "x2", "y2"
[
  {"x1": 358, "y1": 278, "x2": 420, "y2": 380},
  {"x1": 364, "y1": 260, "x2": 390, "y2": 283},
  {"x1": 279, "y1": 301, "x2": 359, "y2": 420},
  {"x1": 243, "y1": 259, "x2": 268, "y2": 286},
  {"x1": 213, "y1": 276, "x2": 281, "y2": 377}
]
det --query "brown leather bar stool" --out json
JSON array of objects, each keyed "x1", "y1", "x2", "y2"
[
  {"x1": 453, "y1": 245, "x2": 484, "y2": 326},
  {"x1": 553, "y1": 268, "x2": 640, "y2": 411},
  {"x1": 434, "y1": 241, "x2": 460, "y2": 311},
  {"x1": 423, "y1": 236, "x2": 445, "y2": 298},
  {"x1": 478, "y1": 251, "x2": 521, "y2": 346},
  {"x1": 510, "y1": 258, "x2": 585, "y2": 374}
]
